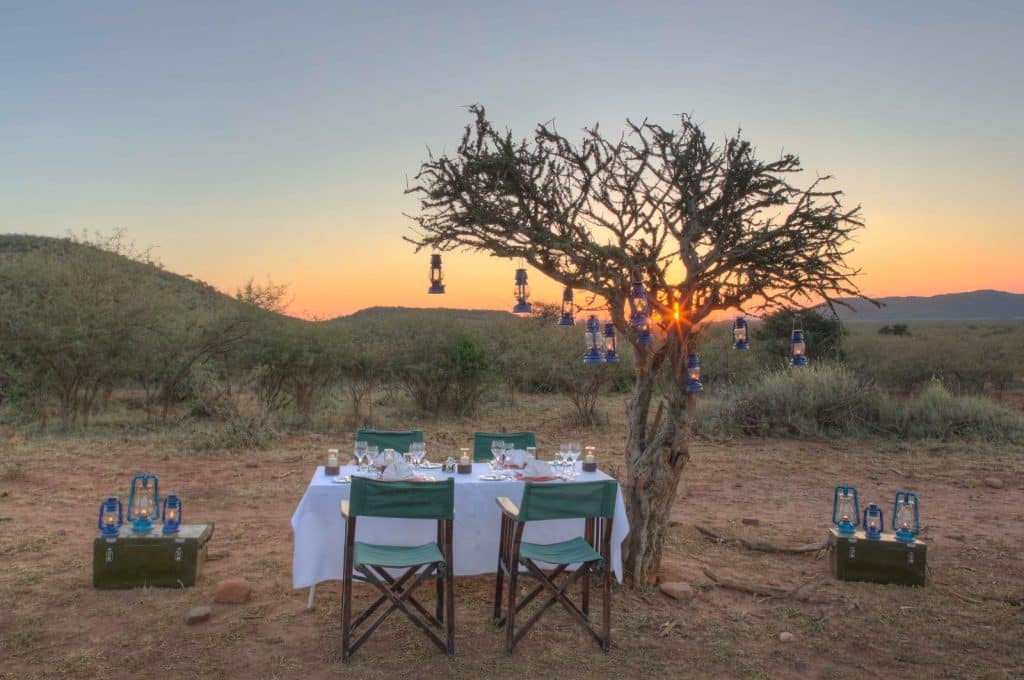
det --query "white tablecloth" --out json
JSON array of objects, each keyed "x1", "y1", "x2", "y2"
[{"x1": 291, "y1": 463, "x2": 630, "y2": 588}]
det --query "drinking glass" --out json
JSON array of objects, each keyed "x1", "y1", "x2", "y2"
[
  {"x1": 568, "y1": 441, "x2": 582, "y2": 477},
  {"x1": 366, "y1": 445, "x2": 379, "y2": 476},
  {"x1": 354, "y1": 441, "x2": 368, "y2": 472}
]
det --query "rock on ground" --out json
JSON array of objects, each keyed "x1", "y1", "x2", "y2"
[
  {"x1": 659, "y1": 582, "x2": 695, "y2": 601},
  {"x1": 214, "y1": 577, "x2": 253, "y2": 604},
  {"x1": 779, "y1": 631, "x2": 795, "y2": 642},
  {"x1": 983, "y1": 477, "x2": 1004, "y2": 489},
  {"x1": 186, "y1": 605, "x2": 211, "y2": 624}
]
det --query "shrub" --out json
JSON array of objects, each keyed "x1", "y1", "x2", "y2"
[{"x1": 881, "y1": 381, "x2": 1024, "y2": 443}]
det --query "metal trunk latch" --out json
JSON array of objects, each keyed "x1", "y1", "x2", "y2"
[
  {"x1": 105, "y1": 546, "x2": 114, "y2": 563},
  {"x1": 174, "y1": 546, "x2": 183, "y2": 562}
]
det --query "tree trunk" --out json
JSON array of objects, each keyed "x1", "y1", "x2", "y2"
[
  {"x1": 621, "y1": 350, "x2": 692, "y2": 587},
  {"x1": 622, "y1": 437, "x2": 689, "y2": 586}
]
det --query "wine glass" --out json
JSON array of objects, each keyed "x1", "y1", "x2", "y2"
[
  {"x1": 567, "y1": 441, "x2": 582, "y2": 478},
  {"x1": 354, "y1": 441, "x2": 368, "y2": 473},
  {"x1": 557, "y1": 443, "x2": 570, "y2": 477},
  {"x1": 366, "y1": 445, "x2": 379, "y2": 476}
]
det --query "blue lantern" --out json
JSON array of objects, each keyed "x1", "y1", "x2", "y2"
[
  {"x1": 603, "y1": 323, "x2": 618, "y2": 363},
  {"x1": 791, "y1": 329, "x2": 807, "y2": 366},
  {"x1": 733, "y1": 316, "x2": 749, "y2": 350},
  {"x1": 628, "y1": 278, "x2": 649, "y2": 328},
  {"x1": 558, "y1": 286, "x2": 575, "y2": 326},
  {"x1": 428, "y1": 254, "x2": 445, "y2": 294},
  {"x1": 583, "y1": 316, "x2": 604, "y2": 364},
  {"x1": 512, "y1": 268, "x2": 532, "y2": 314},
  {"x1": 162, "y1": 494, "x2": 183, "y2": 535},
  {"x1": 636, "y1": 315, "x2": 653, "y2": 345},
  {"x1": 863, "y1": 503, "x2": 884, "y2": 540},
  {"x1": 684, "y1": 354, "x2": 703, "y2": 392},
  {"x1": 892, "y1": 491, "x2": 920, "y2": 544},
  {"x1": 98, "y1": 496, "x2": 123, "y2": 537},
  {"x1": 127, "y1": 473, "x2": 159, "y2": 533},
  {"x1": 831, "y1": 485, "x2": 859, "y2": 536}
]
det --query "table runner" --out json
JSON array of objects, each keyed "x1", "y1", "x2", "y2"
[{"x1": 291, "y1": 463, "x2": 630, "y2": 588}]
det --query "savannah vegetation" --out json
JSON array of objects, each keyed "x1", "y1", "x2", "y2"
[{"x1": 1, "y1": 233, "x2": 1022, "y2": 449}]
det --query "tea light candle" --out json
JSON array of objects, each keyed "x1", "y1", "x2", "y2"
[
  {"x1": 584, "y1": 446, "x2": 595, "y2": 464},
  {"x1": 327, "y1": 448, "x2": 339, "y2": 467},
  {"x1": 459, "y1": 448, "x2": 470, "y2": 466}
]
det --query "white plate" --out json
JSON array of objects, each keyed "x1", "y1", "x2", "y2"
[
  {"x1": 478, "y1": 474, "x2": 509, "y2": 481},
  {"x1": 419, "y1": 461, "x2": 442, "y2": 469}
]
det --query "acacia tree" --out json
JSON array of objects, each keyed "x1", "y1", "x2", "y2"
[{"x1": 406, "y1": 106, "x2": 869, "y2": 585}]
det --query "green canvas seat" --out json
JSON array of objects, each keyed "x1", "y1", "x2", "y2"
[
  {"x1": 355, "y1": 428, "x2": 424, "y2": 454},
  {"x1": 493, "y1": 480, "x2": 618, "y2": 653},
  {"x1": 340, "y1": 477, "x2": 455, "y2": 661},
  {"x1": 353, "y1": 542, "x2": 444, "y2": 568},
  {"x1": 472, "y1": 431, "x2": 536, "y2": 461},
  {"x1": 519, "y1": 537, "x2": 602, "y2": 566}
]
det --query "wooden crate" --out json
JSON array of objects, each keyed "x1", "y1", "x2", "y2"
[
  {"x1": 93, "y1": 523, "x2": 213, "y2": 589},
  {"x1": 828, "y1": 527, "x2": 926, "y2": 586}
]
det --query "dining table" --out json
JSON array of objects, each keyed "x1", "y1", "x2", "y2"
[{"x1": 291, "y1": 463, "x2": 631, "y2": 608}]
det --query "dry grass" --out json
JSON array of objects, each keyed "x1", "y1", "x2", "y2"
[{"x1": 0, "y1": 392, "x2": 1022, "y2": 679}]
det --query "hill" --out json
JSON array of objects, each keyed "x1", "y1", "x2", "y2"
[{"x1": 832, "y1": 290, "x2": 1024, "y2": 322}]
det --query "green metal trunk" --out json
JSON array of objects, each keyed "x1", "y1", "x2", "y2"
[
  {"x1": 828, "y1": 528, "x2": 926, "y2": 586},
  {"x1": 93, "y1": 523, "x2": 214, "y2": 589}
]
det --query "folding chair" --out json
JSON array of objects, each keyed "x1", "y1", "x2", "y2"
[
  {"x1": 493, "y1": 480, "x2": 617, "y2": 653},
  {"x1": 355, "y1": 428, "x2": 424, "y2": 454},
  {"x1": 472, "y1": 431, "x2": 536, "y2": 462},
  {"x1": 340, "y1": 477, "x2": 455, "y2": 661}
]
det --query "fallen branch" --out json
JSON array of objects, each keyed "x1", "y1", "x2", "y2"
[
  {"x1": 695, "y1": 524, "x2": 827, "y2": 554},
  {"x1": 702, "y1": 568, "x2": 836, "y2": 605}
]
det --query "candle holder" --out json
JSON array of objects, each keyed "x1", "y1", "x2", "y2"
[
  {"x1": 98, "y1": 496, "x2": 123, "y2": 537},
  {"x1": 457, "y1": 448, "x2": 472, "y2": 474},
  {"x1": 127, "y1": 474, "x2": 159, "y2": 533},
  {"x1": 325, "y1": 448, "x2": 340, "y2": 476},
  {"x1": 582, "y1": 445, "x2": 597, "y2": 472}
]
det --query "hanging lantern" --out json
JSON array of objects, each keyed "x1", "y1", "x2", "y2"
[
  {"x1": 512, "y1": 268, "x2": 532, "y2": 314},
  {"x1": 831, "y1": 485, "x2": 859, "y2": 536},
  {"x1": 583, "y1": 316, "x2": 604, "y2": 364},
  {"x1": 603, "y1": 323, "x2": 618, "y2": 363},
  {"x1": 863, "y1": 503, "x2": 884, "y2": 540},
  {"x1": 790, "y1": 329, "x2": 807, "y2": 366},
  {"x1": 684, "y1": 354, "x2": 703, "y2": 393},
  {"x1": 892, "y1": 491, "x2": 920, "y2": 544},
  {"x1": 427, "y1": 254, "x2": 445, "y2": 294},
  {"x1": 161, "y1": 494, "x2": 183, "y2": 535},
  {"x1": 733, "y1": 316, "x2": 749, "y2": 350},
  {"x1": 97, "y1": 496, "x2": 123, "y2": 537},
  {"x1": 127, "y1": 473, "x2": 159, "y2": 533},
  {"x1": 628, "y1": 278, "x2": 649, "y2": 328},
  {"x1": 636, "y1": 315, "x2": 653, "y2": 345},
  {"x1": 557, "y1": 286, "x2": 575, "y2": 326}
]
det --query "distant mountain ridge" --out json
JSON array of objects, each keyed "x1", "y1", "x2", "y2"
[{"x1": 832, "y1": 290, "x2": 1024, "y2": 321}]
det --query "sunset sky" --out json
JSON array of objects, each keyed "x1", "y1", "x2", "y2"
[{"x1": 2, "y1": 1, "x2": 1021, "y2": 318}]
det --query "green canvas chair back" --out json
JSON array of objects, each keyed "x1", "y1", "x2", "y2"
[
  {"x1": 472, "y1": 431, "x2": 536, "y2": 461},
  {"x1": 349, "y1": 477, "x2": 454, "y2": 520},
  {"x1": 518, "y1": 480, "x2": 617, "y2": 522},
  {"x1": 356, "y1": 429, "x2": 424, "y2": 454}
]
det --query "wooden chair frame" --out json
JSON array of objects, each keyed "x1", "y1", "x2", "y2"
[
  {"x1": 492, "y1": 497, "x2": 613, "y2": 653},
  {"x1": 340, "y1": 500, "x2": 455, "y2": 661}
]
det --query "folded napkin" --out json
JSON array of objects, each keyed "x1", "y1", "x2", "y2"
[
  {"x1": 373, "y1": 449, "x2": 398, "y2": 468},
  {"x1": 522, "y1": 459, "x2": 553, "y2": 478},
  {"x1": 382, "y1": 458, "x2": 416, "y2": 481},
  {"x1": 509, "y1": 449, "x2": 527, "y2": 467}
]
